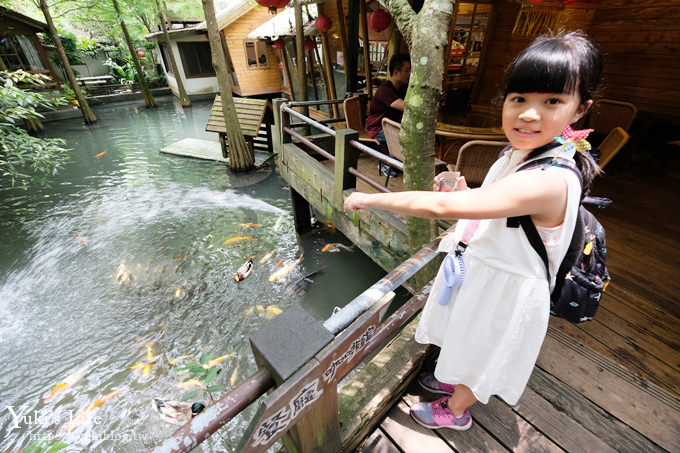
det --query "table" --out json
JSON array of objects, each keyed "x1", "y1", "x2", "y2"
[{"x1": 435, "y1": 122, "x2": 506, "y2": 164}]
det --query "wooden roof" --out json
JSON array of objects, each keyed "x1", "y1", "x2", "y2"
[{"x1": 0, "y1": 6, "x2": 47, "y2": 31}]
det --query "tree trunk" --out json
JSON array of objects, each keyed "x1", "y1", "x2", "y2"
[
  {"x1": 0, "y1": 57, "x2": 8, "y2": 71},
  {"x1": 201, "y1": 0, "x2": 254, "y2": 172},
  {"x1": 157, "y1": 0, "x2": 190, "y2": 107},
  {"x1": 383, "y1": 0, "x2": 454, "y2": 284},
  {"x1": 294, "y1": 0, "x2": 309, "y2": 120},
  {"x1": 335, "y1": 0, "x2": 350, "y2": 88},
  {"x1": 39, "y1": 0, "x2": 96, "y2": 124},
  {"x1": 112, "y1": 0, "x2": 156, "y2": 108}
]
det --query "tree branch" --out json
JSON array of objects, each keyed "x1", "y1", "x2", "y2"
[{"x1": 379, "y1": 0, "x2": 415, "y2": 47}]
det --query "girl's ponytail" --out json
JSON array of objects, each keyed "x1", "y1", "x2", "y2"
[{"x1": 574, "y1": 150, "x2": 600, "y2": 197}]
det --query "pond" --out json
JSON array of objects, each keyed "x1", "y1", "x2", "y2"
[{"x1": 0, "y1": 97, "x2": 391, "y2": 452}]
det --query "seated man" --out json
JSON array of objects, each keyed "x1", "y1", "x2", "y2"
[{"x1": 366, "y1": 53, "x2": 411, "y2": 177}]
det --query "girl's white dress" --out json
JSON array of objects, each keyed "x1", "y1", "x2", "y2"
[{"x1": 415, "y1": 146, "x2": 582, "y2": 405}]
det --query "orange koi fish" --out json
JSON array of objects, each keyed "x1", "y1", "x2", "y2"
[
  {"x1": 222, "y1": 236, "x2": 254, "y2": 245},
  {"x1": 44, "y1": 357, "x2": 105, "y2": 403},
  {"x1": 321, "y1": 243, "x2": 354, "y2": 253},
  {"x1": 260, "y1": 250, "x2": 276, "y2": 264},
  {"x1": 94, "y1": 151, "x2": 107, "y2": 158},
  {"x1": 274, "y1": 258, "x2": 285, "y2": 268},
  {"x1": 74, "y1": 236, "x2": 89, "y2": 247},
  {"x1": 268, "y1": 254, "x2": 303, "y2": 282},
  {"x1": 65, "y1": 388, "x2": 124, "y2": 432},
  {"x1": 239, "y1": 223, "x2": 262, "y2": 227}
]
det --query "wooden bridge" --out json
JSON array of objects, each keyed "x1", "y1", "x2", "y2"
[{"x1": 153, "y1": 100, "x2": 679, "y2": 453}]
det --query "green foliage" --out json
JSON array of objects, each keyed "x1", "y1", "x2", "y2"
[
  {"x1": 23, "y1": 435, "x2": 69, "y2": 453},
  {"x1": 104, "y1": 57, "x2": 137, "y2": 84},
  {"x1": 42, "y1": 30, "x2": 83, "y2": 66},
  {"x1": 0, "y1": 70, "x2": 70, "y2": 188},
  {"x1": 77, "y1": 37, "x2": 101, "y2": 59},
  {"x1": 174, "y1": 353, "x2": 226, "y2": 405}
]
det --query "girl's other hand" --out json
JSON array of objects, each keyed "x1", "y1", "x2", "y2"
[
  {"x1": 433, "y1": 173, "x2": 468, "y2": 191},
  {"x1": 344, "y1": 192, "x2": 369, "y2": 212}
]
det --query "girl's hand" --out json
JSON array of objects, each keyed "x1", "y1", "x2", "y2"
[{"x1": 344, "y1": 192, "x2": 370, "y2": 211}]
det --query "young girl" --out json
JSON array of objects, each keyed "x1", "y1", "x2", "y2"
[{"x1": 343, "y1": 31, "x2": 602, "y2": 431}]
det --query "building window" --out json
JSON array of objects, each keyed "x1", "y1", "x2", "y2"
[
  {"x1": 158, "y1": 43, "x2": 173, "y2": 75},
  {"x1": 1, "y1": 34, "x2": 44, "y2": 71},
  {"x1": 244, "y1": 40, "x2": 268, "y2": 69},
  {"x1": 177, "y1": 41, "x2": 215, "y2": 78}
]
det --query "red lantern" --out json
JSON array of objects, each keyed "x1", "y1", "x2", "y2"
[
  {"x1": 315, "y1": 15, "x2": 332, "y2": 33},
  {"x1": 367, "y1": 9, "x2": 391, "y2": 32},
  {"x1": 272, "y1": 38, "x2": 285, "y2": 49},
  {"x1": 255, "y1": 0, "x2": 289, "y2": 13},
  {"x1": 137, "y1": 50, "x2": 145, "y2": 58},
  {"x1": 303, "y1": 37, "x2": 315, "y2": 51}
]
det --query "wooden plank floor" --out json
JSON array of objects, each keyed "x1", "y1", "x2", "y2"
[{"x1": 340, "y1": 154, "x2": 680, "y2": 452}]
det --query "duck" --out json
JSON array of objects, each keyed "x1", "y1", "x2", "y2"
[
  {"x1": 234, "y1": 258, "x2": 254, "y2": 281},
  {"x1": 152, "y1": 399, "x2": 205, "y2": 425}
]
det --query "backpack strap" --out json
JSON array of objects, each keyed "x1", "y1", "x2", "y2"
[{"x1": 506, "y1": 156, "x2": 584, "y2": 285}]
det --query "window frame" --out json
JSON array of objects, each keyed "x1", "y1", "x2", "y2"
[
  {"x1": 243, "y1": 39, "x2": 269, "y2": 70},
  {"x1": 177, "y1": 41, "x2": 215, "y2": 79}
]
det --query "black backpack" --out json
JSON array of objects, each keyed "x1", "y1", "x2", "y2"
[{"x1": 508, "y1": 157, "x2": 611, "y2": 323}]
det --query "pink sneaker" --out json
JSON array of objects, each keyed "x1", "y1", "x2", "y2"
[
  {"x1": 418, "y1": 371, "x2": 456, "y2": 395},
  {"x1": 410, "y1": 396, "x2": 472, "y2": 431}
]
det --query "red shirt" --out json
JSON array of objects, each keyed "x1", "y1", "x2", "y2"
[{"x1": 366, "y1": 81, "x2": 407, "y2": 138}]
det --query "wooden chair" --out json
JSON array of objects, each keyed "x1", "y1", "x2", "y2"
[
  {"x1": 454, "y1": 140, "x2": 510, "y2": 187},
  {"x1": 597, "y1": 126, "x2": 629, "y2": 171},
  {"x1": 582, "y1": 99, "x2": 637, "y2": 144},
  {"x1": 206, "y1": 96, "x2": 273, "y2": 158},
  {"x1": 382, "y1": 118, "x2": 447, "y2": 186},
  {"x1": 343, "y1": 96, "x2": 380, "y2": 148}
]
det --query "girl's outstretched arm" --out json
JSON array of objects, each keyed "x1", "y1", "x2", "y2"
[{"x1": 344, "y1": 169, "x2": 570, "y2": 226}]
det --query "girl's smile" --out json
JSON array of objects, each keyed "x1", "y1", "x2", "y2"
[{"x1": 502, "y1": 91, "x2": 590, "y2": 150}]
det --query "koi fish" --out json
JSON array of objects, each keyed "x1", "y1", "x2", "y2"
[
  {"x1": 65, "y1": 388, "x2": 124, "y2": 432},
  {"x1": 239, "y1": 223, "x2": 262, "y2": 227},
  {"x1": 177, "y1": 378, "x2": 202, "y2": 389},
  {"x1": 116, "y1": 261, "x2": 133, "y2": 284},
  {"x1": 169, "y1": 355, "x2": 191, "y2": 365},
  {"x1": 43, "y1": 357, "x2": 105, "y2": 403},
  {"x1": 245, "y1": 305, "x2": 265, "y2": 317},
  {"x1": 175, "y1": 282, "x2": 187, "y2": 298},
  {"x1": 273, "y1": 214, "x2": 285, "y2": 232},
  {"x1": 145, "y1": 343, "x2": 155, "y2": 361},
  {"x1": 274, "y1": 258, "x2": 285, "y2": 268},
  {"x1": 260, "y1": 250, "x2": 276, "y2": 264},
  {"x1": 74, "y1": 236, "x2": 89, "y2": 247},
  {"x1": 265, "y1": 305, "x2": 283, "y2": 317},
  {"x1": 206, "y1": 354, "x2": 234, "y2": 368},
  {"x1": 268, "y1": 254, "x2": 303, "y2": 282},
  {"x1": 94, "y1": 151, "x2": 107, "y2": 158},
  {"x1": 321, "y1": 243, "x2": 354, "y2": 253},
  {"x1": 325, "y1": 220, "x2": 337, "y2": 233},
  {"x1": 234, "y1": 258, "x2": 253, "y2": 282},
  {"x1": 223, "y1": 236, "x2": 254, "y2": 245},
  {"x1": 230, "y1": 365, "x2": 239, "y2": 386}
]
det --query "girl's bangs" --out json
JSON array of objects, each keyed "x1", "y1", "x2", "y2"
[{"x1": 505, "y1": 50, "x2": 579, "y2": 95}]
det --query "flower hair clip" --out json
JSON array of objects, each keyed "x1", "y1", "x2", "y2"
[{"x1": 553, "y1": 124, "x2": 594, "y2": 159}]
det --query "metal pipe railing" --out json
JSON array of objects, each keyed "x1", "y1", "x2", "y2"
[
  {"x1": 153, "y1": 369, "x2": 274, "y2": 453},
  {"x1": 348, "y1": 167, "x2": 390, "y2": 193},
  {"x1": 283, "y1": 105, "x2": 337, "y2": 137},
  {"x1": 284, "y1": 126, "x2": 336, "y2": 162},
  {"x1": 289, "y1": 98, "x2": 345, "y2": 107},
  {"x1": 349, "y1": 139, "x2": 404, "y2": 171},
  {"x1": 290, "y1": 117, "x2": 346, "y2": 128},
  {"x1": 323, "y1": 228, "x2": 449, "y2": 334}
]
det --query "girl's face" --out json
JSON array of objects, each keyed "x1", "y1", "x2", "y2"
[{"x1": 502, "y1": 91, "x2": 591, "y2": 150}]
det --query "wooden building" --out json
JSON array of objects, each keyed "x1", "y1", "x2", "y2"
[
  {"x1": 144, "y1": 1, "x2": 285, "y2": 99},
  {"x1": 0, "y1": 6, "x2": 60, "y2": 86}
]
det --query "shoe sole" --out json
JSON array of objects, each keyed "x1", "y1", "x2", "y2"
[
  {"x1": 418, "y1": 379, "x2": 454, "y2": 395},
  {"x1": 410, "y1": 410, "x2": 472, "y2": 431}
]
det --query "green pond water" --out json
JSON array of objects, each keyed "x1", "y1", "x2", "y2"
[{"x1": 0, "y1": 97, "x2": 391, "y2": 452}]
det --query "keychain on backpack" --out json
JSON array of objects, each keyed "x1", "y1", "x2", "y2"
[{"x1": 438, "y1": 220, "x2": 479, "y2": 306}]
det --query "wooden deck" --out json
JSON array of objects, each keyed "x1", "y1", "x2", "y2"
[{"x1": 329, "y1": 155, "x2": 680, "y2": 452}]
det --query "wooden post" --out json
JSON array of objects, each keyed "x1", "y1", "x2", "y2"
[
  {"x1": 294, "y1": 0, "x2": 309, "y2": 120},
  {"x1": 307, "y1": 49, "x2": 321, "y2": 103},
  {"x1": 219, "y1": 134, "x2": 228, "y2": 158},
  {"x1": 333, "y1": 129, "x2": 359, "y2": 210},
  {"x1": 336, "y1": 0, "x2": 349, "y2": 89},
  {"x1": 273, "y1": 98, "x2": 288, "y2": 154},
  {"x1": 320, "y1": 32, "x2": 339, "y2": 117},
  {"x1": 279, "y1": 48, "x2": 295, "y2": 101},
  {"x1": 346, "y1": 0, "x2": 360, "y2": 93},
  {"x1": 282, "y1": 386, "x2": 341, "y2": 453},
  {"x1": 359, "y1": 0, "x2": 372, "y2": 96},
  {"x1": 291, "y1": 187, "x2": 312, "y2": 234}
]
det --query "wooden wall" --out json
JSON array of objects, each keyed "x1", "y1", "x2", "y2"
[
  {"x1": 223, "y1": 8, "x2": 282, "y2": 97},
  {"x1": 587, "y1": 0, "x2": 680, "y2": 118}
]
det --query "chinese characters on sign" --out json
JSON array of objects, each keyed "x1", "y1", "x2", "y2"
[
  {"x1": 323, "y1": 325, "x2": 376, "y2": 383},
  {"x1": 252, "y1": 379, "x2": 323, "y2": 447}
]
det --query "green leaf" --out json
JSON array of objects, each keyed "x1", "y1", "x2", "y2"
[
  {"x1": 205, "y1": 367, "x2": 219, "y2": 384},
  {"x1": 180, "y1": 391, "x2": 199, "y2": 402},
  {"x1": 199, "y1": 353, "x2": 211, "y2": 365},
  {"x1": 207, "y1": 384, "x2": 225, "y2": 393}
]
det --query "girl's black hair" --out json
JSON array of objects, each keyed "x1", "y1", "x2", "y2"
[{"x1": 502, "y1": 31, "x2": 604, "y2": 195}]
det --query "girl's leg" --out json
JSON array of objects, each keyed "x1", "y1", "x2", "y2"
[{"x1": 446, "y1": 383, "x2": 477, "y2": 416}]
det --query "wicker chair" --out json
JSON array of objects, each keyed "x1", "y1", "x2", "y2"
[
  {"x1": 343, "y1": 96, "x2": 380, "y2": 148},
  {"x1": 454, "y1": 140, "x2": 510, "y2": 187},
  {"x1": 382, "y1": 117, "x2": 447, "y2": 186},
  {"x1": 587, "y1": 99, "x2": 638, "y2": 135},
  {"x1": 597, "y1": 126, "x2": 629, "y2": 172}
]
